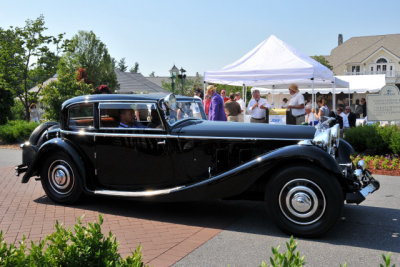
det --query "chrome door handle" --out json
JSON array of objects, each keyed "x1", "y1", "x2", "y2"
[{"x1": 157, "y1": 140, "x2": 166, "y2": 145}]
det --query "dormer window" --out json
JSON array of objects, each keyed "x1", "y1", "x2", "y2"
[
  {"x1": 376, "y1": 58, "x2": 388, "y2": 73},
  {"x1": 351, "y1": 65, "x2": 360, "y2": 73}
]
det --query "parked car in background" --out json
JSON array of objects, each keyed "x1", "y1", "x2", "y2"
[{"x1": 16, "y1": 93, "x2": 379, "y2": 237}]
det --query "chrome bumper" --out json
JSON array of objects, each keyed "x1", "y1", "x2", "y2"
[{"x1": 346, "y1": 169, "x2": 380, "y2": 204}]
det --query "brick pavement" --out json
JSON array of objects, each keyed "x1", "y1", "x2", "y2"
[{"x1": 0, "y1": 166, "x2": 246, "y2": 266}]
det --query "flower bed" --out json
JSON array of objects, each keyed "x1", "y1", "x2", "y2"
[{"x1": 351, "y1": 154, "x2": 400, "y2": 176}]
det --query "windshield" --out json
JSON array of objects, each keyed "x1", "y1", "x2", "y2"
[{"x1": 163, "y1": 99, "x2": 206, "y2": 125}]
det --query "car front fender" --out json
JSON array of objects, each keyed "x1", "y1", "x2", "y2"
[{"x1": 21, "y1": 138, "x2": 86, "y2": 184}]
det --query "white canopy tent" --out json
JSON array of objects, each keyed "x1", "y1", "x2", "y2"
[
  {"x1": 254, "y1": 74, "x2": 385, "y2": 94},
  {"x1": 203, "y1": 35, "x2": 348, "y2": 111}
]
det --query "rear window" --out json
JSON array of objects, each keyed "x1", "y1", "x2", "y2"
[{"x1": 68, "y1": 104, "x2": 94, "y2": 130}]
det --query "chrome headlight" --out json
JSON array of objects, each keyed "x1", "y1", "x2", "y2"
[
  {"x1": 312, "y1": 128, "x2": 331, "y2": 150},
  {"x1": 331, "y1": 124, "x2": 340, "y2": 148}
]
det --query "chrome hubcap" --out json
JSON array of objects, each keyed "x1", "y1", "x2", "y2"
[
  {"x1": 291, "y1": 192, "x2": 312, "y2": 213},
  {"x1": 279, "y1": 179, "x2": 326, "y2": 225},
  {"x1": 48, "y1": 160, "x2": 74, "y2": 195}
]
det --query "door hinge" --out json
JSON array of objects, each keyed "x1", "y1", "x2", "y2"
[
  {"x1": 95, "y1": 169, "x2": 98, "y2": 176},
  {"x1": 94, "y1": 152, "x2": 97, "y2": 159}
]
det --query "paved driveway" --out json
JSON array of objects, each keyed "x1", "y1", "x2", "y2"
[
  {"x1": 174, "y1": 174, "x2": 400, "y2": 266},
  {"x1": 1, "y1": 148, "x2": 399, "y2": 266}
]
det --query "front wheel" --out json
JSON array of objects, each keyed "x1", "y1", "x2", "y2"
[
  {"x1": 40, "y1": 152, "x2": 83, "y2": 204},
  {"x1": 265, "y1": 166, "x2": 344, "y2": 237}
]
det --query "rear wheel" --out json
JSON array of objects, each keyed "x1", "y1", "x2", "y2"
[
  {"x1": 265, "y1": 165, "x2": 343, "y2": 237},
  {"x1": 40, "y1": 152, "x2": 83, "y2": 204}
]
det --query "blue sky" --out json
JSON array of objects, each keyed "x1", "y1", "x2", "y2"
[{"x1": 1, "y1": 0, "x2": 399, "y2": 76}]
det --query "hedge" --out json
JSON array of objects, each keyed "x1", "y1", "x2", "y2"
[
  {"x1": 344, "y1": 124, "x2": 400, "y2": 154},
  {"x1": 0, "y1": 120, "x2": 39, "y2": 143}
]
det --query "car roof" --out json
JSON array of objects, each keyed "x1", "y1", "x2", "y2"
[{"x1": 62, "y1": 94, "x2": 199, "y2": 109}]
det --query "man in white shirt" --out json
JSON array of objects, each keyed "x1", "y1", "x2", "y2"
[
  {"x1": 247, "y1": 90, "x2": 271, "y2": 123},
  {"x1": 235, "y1": 92, "x2": 246, "y2": 122},
  {"x1": 337, "y1": 107, "x2": 350, "y2": 128},
  {"x1": 287, "y1": 84, "x2": 305, "y2": 125}
]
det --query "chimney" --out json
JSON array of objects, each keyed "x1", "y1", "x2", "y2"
[{"x1": 338, "y1": 34, "x2": 343, "y2": 46}]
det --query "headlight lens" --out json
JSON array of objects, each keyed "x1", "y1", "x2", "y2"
[
  {"x1": 331, "y1": 124, "x2": 340, "y2": 148},
  {"x1": 312, "y1": 128, "x2": 331, "y2": 150}
]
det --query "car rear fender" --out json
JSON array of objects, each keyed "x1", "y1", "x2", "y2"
[{"x1": 21, "y1": 138, "x2": 86, "y2": 185}]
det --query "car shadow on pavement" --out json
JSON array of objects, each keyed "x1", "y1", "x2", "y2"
[{"x1": 34, "y1": 196, "x2": 399, "y2": 253}]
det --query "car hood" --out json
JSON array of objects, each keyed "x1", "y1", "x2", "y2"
[{"x1": 172, "y1": 120, "x2": 316, "y2": 140}]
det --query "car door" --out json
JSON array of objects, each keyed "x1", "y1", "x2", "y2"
[{"x1": 95, "y1": 101, "x2": 174, "y2": 190}]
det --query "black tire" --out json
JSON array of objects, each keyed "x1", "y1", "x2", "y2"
[
  {"x1": 265, "y1": 165, "x2": 344, "y2": 237},
  {"x1": 40, "y1": 152, "x2": 83, "y2": 204}
]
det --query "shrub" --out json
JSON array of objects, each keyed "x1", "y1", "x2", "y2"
[
  {"x1": 0, "y1": 120, "x2": 39, "y2": 143},
  {"x1": 389, "y1": 130, "x2": 400, "y2": 154},
  {"x1": 0, "y1": 215, "x2": 147, "y2": 267},
  {"x1": 260, "y1": 238, "x2": 394, "y2": 267},
  {"x1": 261, "y1": 236, "x2": 305, "y2": 267},
  {"x1": 345, "y1": 125, "x2": 400, "y2": 154}
]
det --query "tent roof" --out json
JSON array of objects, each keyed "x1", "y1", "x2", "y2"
[
  {"x1": 253, "y1": 74, "x2": 385, "y2": 94},
  {"x1": 204, "y1": 35, "x2": 335, "y2": 87}
]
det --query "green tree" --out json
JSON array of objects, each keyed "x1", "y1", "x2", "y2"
[
  {"x1": 117, "y1": 57, "x2": 128, "y2": 72},
  {"x1": 63, "y1": 30, "x2": 118, "y2": 91},
  {"x1": 149, "y1": 71, "x2": 155, "y2": 77},
  {"x1": 0, "y1": 27, "x2": 23, "y2": 124},
  {"x1": 0, "y1": 15, "x2": 65, "y2": 121},
  {"x1": 161, "y1": 75, "x2": 203, "y2": 96},
  {"x1": 17, "y1": 15, "x2": 64, "y2": 121},
  {"x1": 40, "y1": 60, "x2": 93, "y2": 121},
  {"x1": 312, "y1": 55, "x2": 333, "y2": 70},
  {"x1": 129, "y1": 62, "x2": 139, "y2": 73}
]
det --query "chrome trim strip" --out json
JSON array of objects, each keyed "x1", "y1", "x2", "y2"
[
  {"x1": 60, "y1": 129, "x2": 308, "y2": 141},
  {"x1": 60, "y1": 130, "x2": 167, "y2": 139},
  {"x1": 92, "y1": 153, "x2": 270, "y2": 198},
  {"x1": 176, "y1": 135, "x2": 307, "y2": 141},
  {"x1": 94, "y1": 186, "x2": 184, "y2": 197},
  {"x1": 98, "y1": 127, "x2": 164, "y2": 131}
]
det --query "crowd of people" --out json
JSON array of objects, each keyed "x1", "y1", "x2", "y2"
[{"x1": 201, "y1": 83, "x2": 367, "y2": 129}]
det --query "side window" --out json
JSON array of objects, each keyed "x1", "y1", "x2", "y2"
[
  {"x1": 68, "y1": 104, "x2": 94, "y2": 130},
  {"x1": 99, "y1": 102, "x2": 164, "y2": 130}
]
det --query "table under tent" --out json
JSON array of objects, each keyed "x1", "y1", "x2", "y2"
[{"x1": 203, "y1": 34, "x2": 348, "y2": 124}]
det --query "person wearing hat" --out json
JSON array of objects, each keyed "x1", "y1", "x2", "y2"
[
  {"x1": 287, "y1": 84, "x2": 305, "y2": 125},
  {"x1": 207, "y1": 85, "x2": 227, "y2": 121}
]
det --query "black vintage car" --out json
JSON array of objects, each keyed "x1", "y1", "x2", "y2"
[{"x1": 16, "y1": 93, "x2": 379, "y2": 237}]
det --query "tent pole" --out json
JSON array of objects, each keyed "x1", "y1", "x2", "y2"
[
  {"x1": 311, "y1": 78, "x2": 315, "y2": 126},
  {"x1": 333, "y1": 81, "x2": 336, "y2": 114},
  {"x1": 272, "y1": 85, "x2": 275, "y2": 108},
  {"x1": 203, "y1": 81, "x2": 206, "y2": 101},
  {"x1": 348, "y1": 87, "x2": 351, "y2": 107},
  {"x1": 243, "y1": 84, "x2": 246, "y2": 106}
]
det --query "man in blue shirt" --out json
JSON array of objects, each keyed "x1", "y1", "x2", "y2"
[{"x1": 119, "y1": 109, "x2": 146, "y2": 128}]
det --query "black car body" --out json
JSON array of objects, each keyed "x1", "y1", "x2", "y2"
[{"x1": 16, "y1": 93, "x2": 379, "y2": 237}]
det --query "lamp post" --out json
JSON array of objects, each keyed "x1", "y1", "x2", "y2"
[
  {"x1": 169, "y1": 65, "x2": 179, "y2": 94},
  {"x1": 178, "y1": 67, "x2": 186, "y2": 96}
]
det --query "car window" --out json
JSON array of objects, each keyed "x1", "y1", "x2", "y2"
[
  {"x1": 162, "y1": 100, "x2": 206, "y2": 125},
  {"x1": 99, "y1": 102, "x2": 164, "y2": 130},
  {"x1": 68, "y1": 104, "x2": 94, "y2": 130}
]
